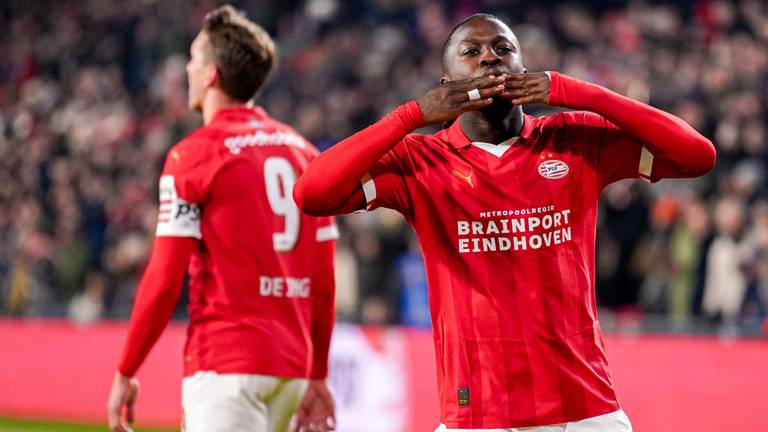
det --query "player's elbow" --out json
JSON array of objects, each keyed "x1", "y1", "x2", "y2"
[
  {"x1": 292, "y1": 176, "x2": 314, "y2": 212},
  {"x1": 686, "y1": 136, "x2": 717, "y2": 177},
  {"x1": 293, "y1": 176, "x2": 332, "y2": 217}
]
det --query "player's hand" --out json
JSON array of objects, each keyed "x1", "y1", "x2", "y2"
[
  {"x1": 500, "y1": 72, "x2": 551, "y2": 105},
  {"x1": 416, "y1": 75, "x2": 506, "y2": 125},
  {"x1": 291, "y1": 379, "x2": 336, "y2": 432},
  {"x1": 107, "y1": 372, "x2": 140, "y2": 432}
]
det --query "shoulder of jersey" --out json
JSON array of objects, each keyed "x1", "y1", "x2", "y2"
[
  {"x1": 538, "y1": 110, "x2": 606, "y2": 131},
  {"x1": 279, "y1": 122, "x2": 318, "y2": 156},
  {"x1": 216, "y1": 113, "x2": 318, "y2": 159},
  {"x1": 261, "y1": 119, "x2": 318, "y2": 158},
  {"x1": 404, "y1": 131, "x2": 445, "y2": 150},
  {"x1": 164, "y1": 128, "x2": 214, "y2": 172}
]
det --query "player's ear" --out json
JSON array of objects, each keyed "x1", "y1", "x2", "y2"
[{"x1": 204, "y1": 64, "x2": 219, "y2": 88}]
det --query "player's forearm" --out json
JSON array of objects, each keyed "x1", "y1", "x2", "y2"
[
  {"x1": 548, "y1": 71, "x2": 716, "y2": 177},
  {"x1": 310, "y1": 292, "x2": 334, "y2": 379},
  {"x1": 309, "y1": 243, "x2": 336, "y2": 379},
  {"x1": 117, "y1": 237, "x2": 196, "y2": 377},
  {"x1": 294, "y1": 101, "x2": 423, "y2": 215}
]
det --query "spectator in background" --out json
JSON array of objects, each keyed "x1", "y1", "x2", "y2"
[
  {"x1": 636, "y1": 195, "x2": 680, "y2": 315},
  {"x1": 668, "y1": 197, "x2": 712, "y2": 324},
  {"x1": 703, "y1": 197, "x2": 747, "y2": 329},
  {"x1": 740, "y1": 200, "x2": 768, "y2": 323}
]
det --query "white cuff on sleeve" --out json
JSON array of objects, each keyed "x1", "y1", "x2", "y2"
[
  {"x1": 638, "y1": 146, "x2": 654, "y2": 182},
  {"x1": 316, "y1": 224, "x2": 340, "y2": 242},
  {"x1": 361, "y1": 172, "x2": 377, "y2": 211}
]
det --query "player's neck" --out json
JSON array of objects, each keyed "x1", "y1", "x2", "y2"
[
  {"x1": 459, "y1": 103, "x2": 524, "y2": 145},
  {"x1": 202, "y1": 90, "x2": 248, "y2": 125}
]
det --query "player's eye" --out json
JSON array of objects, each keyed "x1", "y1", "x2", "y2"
[
  {"x1": 496, "y1": 46, "x2": 512, "y2": 55},
  {"x1": 463, "y1": 48, "x2": 479, "y2": 56}
]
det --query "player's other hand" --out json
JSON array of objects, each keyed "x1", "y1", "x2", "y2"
[
  {"x1": 416, "y1": 75, "x2": 506, "y2": 125},
  {"x1": 500, "y1": 72, "x2": 551, "y2": 105},
  {"x1": 291, "y1": 379, "x2": 336, "y2": 432},
  {"x1": 107, "y1": 372, "x2": 139, "y2": 432}
]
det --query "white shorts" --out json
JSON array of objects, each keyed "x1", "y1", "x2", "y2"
[
  {"x1": 435, "y1": 409, "x2": 632, "y2": 432},
  {"x1": 182, "y1": 371, "x2": 308, "y2": 432}
]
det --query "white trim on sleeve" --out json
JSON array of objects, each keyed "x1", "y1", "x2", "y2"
[
  {"x1": 638, "y1": 146, "x2": 654, "y2": 182},
  {"x1": 316, "y1": 224, "x2": 340, "y2": 242},
  {"x1": 361, "y1": 172, "x2": 377, "y2": 210}
]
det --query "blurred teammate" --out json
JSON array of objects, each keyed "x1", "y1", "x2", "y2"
[
  {"x1": 107, "y1": 6, "x2": 337, "y2": 432},
  {"x1": 294, "y1": 13, "x2": 715, "y2": 432}
]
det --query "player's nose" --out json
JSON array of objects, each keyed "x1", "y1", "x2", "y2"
[{"x1": 480, "y1": 54, "x2": 501, "y2": 67}]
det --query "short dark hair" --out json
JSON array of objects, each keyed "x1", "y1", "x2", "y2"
[
  {"x1": 203, "y1": 5, "x2": 276, "y2": 102},
  {"x1": 441, "y1": 13, "x2": 508, "y2": 71}
]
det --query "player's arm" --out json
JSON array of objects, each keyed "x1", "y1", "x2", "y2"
[
  {"x1": 109, "y1": 153, "x2": 203, "y2": 431},
  {"x1": 108, "y1": 236, "x2": 197, "y2": 431},
  {"x1": 502, "y1": 71, "x2": 716, "y2": 178},
  {"x1": 292, "y1": 235, "x2": 337, "y2": 432},
  {"x1": 310, "y1": 237, "x2": 335, "y2": 380},
  {"x1": 293, "y1": 76, "x2": 507, "y2": 216},
  {"x1": 116, "y1": 237, "x2": 197, "y2": 376}
]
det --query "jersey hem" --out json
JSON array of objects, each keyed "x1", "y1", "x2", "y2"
[{"x1": 440, "y1": 401, "x2": 621, "y2": 429}]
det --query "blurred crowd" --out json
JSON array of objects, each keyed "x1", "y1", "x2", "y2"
[{"x1": 1, "y1": 0, "x2": 767, "y2": 335}]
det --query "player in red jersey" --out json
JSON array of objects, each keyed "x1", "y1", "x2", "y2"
[
  {"x1": 294, "y1": 14, "x2": 715, "y2": 432},
  {"x1": 107, "y1": 6, "x2": 337, "y2": 432}
]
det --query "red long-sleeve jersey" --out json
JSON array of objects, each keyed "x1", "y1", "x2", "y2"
[
  {"x1": 294, "y1": 72, "x2": 715, "y2": 428},
  {"x1": 118, "y1": 106, "x2": 337, "y2": 380}
]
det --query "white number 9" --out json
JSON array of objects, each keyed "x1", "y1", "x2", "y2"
[{"x1": 264, "y1": 157, "x2": 300, "y2": 251}]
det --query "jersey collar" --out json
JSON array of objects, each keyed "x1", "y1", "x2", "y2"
[
  {"x1": 211, "y1": 105, "x2": 268, "y2": 123},
  {"x1": 446, "y1": 114, "x2": 535, "y2": 149}
]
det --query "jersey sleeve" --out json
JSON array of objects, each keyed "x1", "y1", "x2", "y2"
[
  {"x1": 155, "y1": 148, "x2": 206, "y2": 239},
  {"x1": 293, "y1": 101, "x2": 423, "y2": 217},
  {"x1": 315, "y1": 216, "x2": 340, "y2": 243},
  {"x1": 548, "y1": 71, "x2": 715, "y2": 190},
  {"x1": 574, "y1": 112, "x2": 689, "y2": 190},
  {"x1": 360, "y1": 140, "x2": 413, "y2": 219},
  {"x1": 117, "y1": 236, "x2": 198, "y2": 376},
  {"x1": 309, "y1": 235, "x2": 336, "y2": 379}
]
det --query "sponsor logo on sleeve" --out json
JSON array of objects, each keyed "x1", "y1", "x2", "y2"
[
  {"x1": 156, "y1": 175, "x2": 202, "y2": 239},
  {"x1": 537, "y1": 159, "x2": 569, "y2": 179}
]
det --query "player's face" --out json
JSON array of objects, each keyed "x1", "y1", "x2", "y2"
[
  {"x1": 186, "y1": 32, "x2": 214, "y2": 112},
  {"x1": 443, "y1": 18, "x2": 524, "y2": 82}
]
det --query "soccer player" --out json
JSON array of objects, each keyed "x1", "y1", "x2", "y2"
[
  {"x1": 107, "y1": 6, "x2": 337, "y2": 432},
  {"x1": 294, "y1": 13, "x2": 715, "y2": 432}
]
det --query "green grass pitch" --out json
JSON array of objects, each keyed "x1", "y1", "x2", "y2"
[{"x1": 0, "y1": 418, "x2": 174, "y2": 432}]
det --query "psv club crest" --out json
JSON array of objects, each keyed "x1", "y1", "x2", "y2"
[{"x1": 537, "y1": 159, "x2": 569, "y2": 179}]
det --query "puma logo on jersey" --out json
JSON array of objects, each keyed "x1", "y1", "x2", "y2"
[
  {"x1": 170, "y1": 150, "x2": 181, "y2": 163},
  {"x1": 451, "y1": 168, "x2": 475, "y2": 188}
]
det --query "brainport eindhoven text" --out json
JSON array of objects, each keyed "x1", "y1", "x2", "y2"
[{"x1": 458, "y1": 206, "x2": 572, "y2": 253}]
